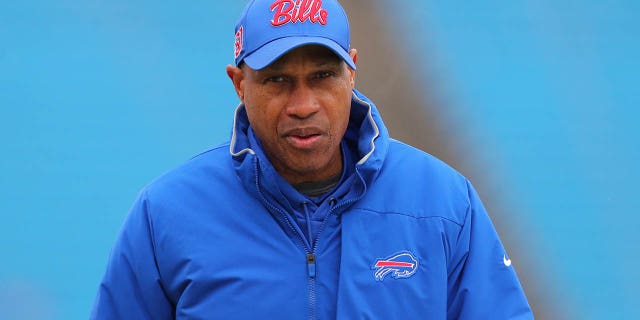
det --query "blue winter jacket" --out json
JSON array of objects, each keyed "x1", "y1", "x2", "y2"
[{"x1": 91, "y1": 90, "x2": 533, "y2": 319}]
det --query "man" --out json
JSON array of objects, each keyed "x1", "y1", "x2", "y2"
[{"x1": 91, "y1": 0, "x2": 533, "y2": 319}]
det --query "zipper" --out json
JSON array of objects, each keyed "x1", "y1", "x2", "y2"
[
  {"x1": 302, "y1": 193, "x2": 356, "y2": 320},
  {"x1": 263, "y1": 199, "x2": 317, "y2": 319},
  {"x1": 258, "y1": 189, "x2": 316, "y2": 319},
  {"x1": 305, "y1": 170, "x2": 367, "y2": 320},
  {"x1": 307, "y1": 253, "x2": 316, "y2": 278},
  {"x1": 255, "y1": 157, "x2": 367, "y2": 320},
  {"x1": 253, "y1": 159, "x2": 317, "y2": 318},
  {"x1": 307, "y1": 253, "x2": 316, "y2": 320}
]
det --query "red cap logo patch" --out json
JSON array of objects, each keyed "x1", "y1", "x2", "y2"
[
  {"x1": 234, "y1": 26, "x2": 244, "y2": 59},
  {"x1": 270, "y1": 0, "x2": 328, "y2": 27}
]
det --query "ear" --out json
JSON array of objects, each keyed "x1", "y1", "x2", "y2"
[
  {"x1": 348, "y1": 48, "x2": 358, "y2": 88},
  {"x1": 226, "y1": 64, "x2": 245, "y2": 101},
  {"x1": 349, "y1": 48, "x2": 358, "y2": 65}
]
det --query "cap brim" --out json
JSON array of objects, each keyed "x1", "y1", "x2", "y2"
[{"x1": 243, "y1": 36, "x2": 356, "y2": 70}]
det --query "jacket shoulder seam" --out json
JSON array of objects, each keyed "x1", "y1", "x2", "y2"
[
  {"x1": 190, "y1": 143, "x2": 230, "y2": 159},
  {"x1": 351, "y1": 207, "x2": 464, "y2": 227}
]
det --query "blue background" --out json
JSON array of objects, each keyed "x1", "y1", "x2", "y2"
[{"x1": 1, "y1": 0, "x2": 638, "y2": 319}]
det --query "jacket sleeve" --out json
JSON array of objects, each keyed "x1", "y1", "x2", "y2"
[
  {"x1": 90, "y1": 190, "x2": 173, "y2": 320},
  {"x1": 446, "y1": 181, "x2": 533, "y2": 319}
]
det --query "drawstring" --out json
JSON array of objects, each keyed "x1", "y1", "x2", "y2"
[{"x1": 303, "y1": 201, "x2": 312, "y2": 246}]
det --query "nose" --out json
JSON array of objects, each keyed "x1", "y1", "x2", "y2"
[{"x1": 285, "y1": 82, "x2": 320, "y2": 119}]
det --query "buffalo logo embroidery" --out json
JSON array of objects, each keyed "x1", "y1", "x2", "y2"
[
  {"x1": 372, "y1": 251, "x2": 419, "y2": 281},
  {"x1": 270, "y1": 0, "x2": 328, "y2": 26},
  {"x1": 234, "y1": 26, "x2": 244, "y2": 59}
]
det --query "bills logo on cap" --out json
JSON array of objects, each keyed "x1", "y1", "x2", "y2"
[
  {"x1": 234, "y1": 26, "x2": 244, "y2": 59},
  {"x1": 270, "y1": 0, "x2": 328, "y2": 26},
  {"x1": 372, "y1": 252, "x2": 419, "y2": 281}
]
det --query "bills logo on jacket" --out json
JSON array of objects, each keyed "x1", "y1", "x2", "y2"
[
  {"x1": 372, "y1": 252, "x2": 419, "y2": 281},
  {"x1": 270, "y1": 0, "x2": 328, "y2": 26}
]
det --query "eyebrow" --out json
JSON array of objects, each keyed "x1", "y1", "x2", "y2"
[{"x1": 265, "y1": 57, "x2": 342, "y2": 72}]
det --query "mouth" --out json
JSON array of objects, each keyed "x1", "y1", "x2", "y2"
[{"x1": 283, "y1": 128, "x2": 324, "y2": 150}]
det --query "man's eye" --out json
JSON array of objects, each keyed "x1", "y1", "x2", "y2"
[
  {"x1": 266, "y1": 75, "x2": 286, "y2": 83},
  {"x1": 315, "y1": 71, "x2": 333, "y2": 79}
]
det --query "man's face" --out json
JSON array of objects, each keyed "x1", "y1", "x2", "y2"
[{"x1": 229, "y1": 45, "x2": 356, "y2": 184}]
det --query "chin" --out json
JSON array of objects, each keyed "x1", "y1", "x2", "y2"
[
  {"x1": 288, "y1": 161, "x2": 329, "y2": 178},
  {"x1": 290, "y1": 162, "x2": 324, "y2": 175}
]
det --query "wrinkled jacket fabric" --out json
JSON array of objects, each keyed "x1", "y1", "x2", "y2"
[{"x1": 91, "y1": 90, "x2": 533, "y2": 319}]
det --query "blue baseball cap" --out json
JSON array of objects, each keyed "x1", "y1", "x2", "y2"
[{"x1": 233, "y1": 0, "x2": 356, "y2": 70}]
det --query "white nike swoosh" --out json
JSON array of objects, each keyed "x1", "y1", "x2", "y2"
[{"x1": 503, "y1": 254, "x2": 512, "y2": 267}]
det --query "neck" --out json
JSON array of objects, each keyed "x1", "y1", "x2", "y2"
[{"x1": 277, "y1": 154, "x2": 343, "y2": 185}]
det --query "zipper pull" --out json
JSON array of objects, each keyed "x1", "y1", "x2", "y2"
[{"x1": 307, "y1": 253, "x2": 316, "y2": 278}]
